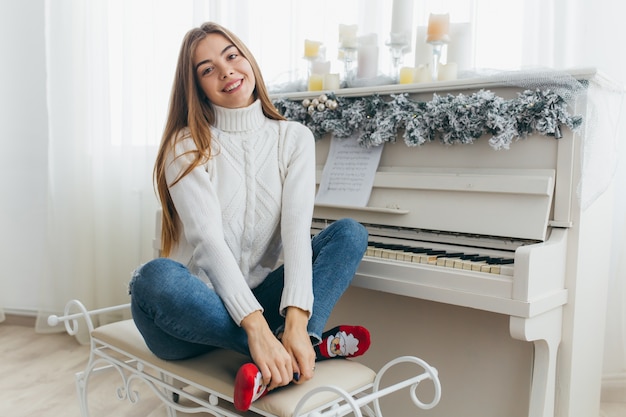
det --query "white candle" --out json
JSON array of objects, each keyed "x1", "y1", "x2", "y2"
[
  {"x1": 357, "y1": 34, "x2": 379, "y2": 79},
  {"x1": 323, "y1": 73, "x2": 341, "y2": 90},
  {"x1": 311, "y1": 60, "x2": 331, "y2": 75},
  {"x1": 414, "y1": 65, "x2": 432, "y2": 83},
  {"x1": 390, "y1": 0, "x2": 414, "y2": 46},
  {"x1": 446, "y1": 22, "x2": 473, "y2": 71},
  {"x1": 339, "y1": 24, "x2": 358, "y2": 48},
  {"x1": 414, "y1": 25, "x2": 431, "y2": 66},
  {"x1": 438, "y1": 62, "x2": 458, "y2": 81},
  {"x1": 426, "y1": 13, "x2": 450, "y2": 43}
]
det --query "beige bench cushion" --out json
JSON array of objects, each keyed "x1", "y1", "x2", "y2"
[{"x1": 92, "y1": 320, "x2": 376, "y2": 417}]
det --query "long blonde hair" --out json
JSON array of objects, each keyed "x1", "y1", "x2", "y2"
[{"x1": 154, "y1": 22, "x2": 285, "y2": 256}]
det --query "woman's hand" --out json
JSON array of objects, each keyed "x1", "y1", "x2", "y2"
[
  {"x1": 281, "y1": 307, "x2": 316, "y2": 384},
  {"x1": 241, "y1": 310, "x2": 293, "y2": 391}
]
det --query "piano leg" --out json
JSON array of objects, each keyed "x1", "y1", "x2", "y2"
[{"x1": 510, "y1": 307, "x2": 563, "y2": 417}]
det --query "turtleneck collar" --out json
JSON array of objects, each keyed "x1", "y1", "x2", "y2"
[{"x1": 211, "y1": 99, "x2": 266, "y2": 133}]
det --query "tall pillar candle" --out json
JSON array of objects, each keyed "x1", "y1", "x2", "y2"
[
  {"x1": 390, "y1": 0, "x2": 415, "y2": 46},
  {"x1": 446, "y1": 22, "x2": 474, "y2": 71},
  {"x1": 357, "y1": 34, "x2": 379, "y2": 79},
  {"x1": 414, "y1": 25, "x2": 431, "y2": 66}
]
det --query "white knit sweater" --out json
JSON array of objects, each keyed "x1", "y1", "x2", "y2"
[{"x1": 165, "y1": 100, "x2": 316, "y2": 325}]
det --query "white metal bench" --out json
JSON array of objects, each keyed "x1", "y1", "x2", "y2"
[
  {"x1": 49, "y1": 299, "x2": 441, "y2": 417},
  {"x1": 48, "y1": 208, "x2": 441, "y2": 416}
]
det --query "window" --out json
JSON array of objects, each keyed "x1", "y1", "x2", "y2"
[{"x1": 100, "y1": 0, "x2": 539, "y2": 146}]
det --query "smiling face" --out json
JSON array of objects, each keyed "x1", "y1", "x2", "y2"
[{"x1": 193, "y1": 33, "x2": 256, "y2": 109}]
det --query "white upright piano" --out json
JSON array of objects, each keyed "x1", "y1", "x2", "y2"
[{"x1": 274, "y1": 68, "x2": 620, "y2": 417}]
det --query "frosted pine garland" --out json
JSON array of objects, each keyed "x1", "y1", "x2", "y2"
[{"x1": 272, "y1": 89, "x2": 583, "y2": 150}]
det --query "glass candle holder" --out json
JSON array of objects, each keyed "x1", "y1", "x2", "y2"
[
  {"x1": 338, "y1": 46, "x2": 357, "y2": 84},
  {"x1": 428, "y1": 42, "x2": 446, "y2": 81},
  {"x1": 386, "y1": 33, "x2": 409, "y2": 83},
  {"x1": 426, "y1": 13, "x2": 450, "y2": 81}
]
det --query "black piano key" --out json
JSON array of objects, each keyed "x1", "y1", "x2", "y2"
[
  {"x1": 408, "y1": 247, "x2": 431, "y2": 253},
  {"x1": 439, "y1": 252, "x2": 465, "y2": 258},
  {"x1": 486, "y1": 258, "x2": 507, "y2": 265}
]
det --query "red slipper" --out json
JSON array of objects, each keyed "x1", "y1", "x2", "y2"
[{"x1": 234, "y1": 362, "x2": 267, "y2": 411}]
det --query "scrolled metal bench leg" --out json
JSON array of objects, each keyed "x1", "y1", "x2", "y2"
[
  {"x1": 371, "y1": 355, "x2": 441, "y2": 416},
  {"x1": 75, "y1": 371, "x2": 90, "y2": 417}
]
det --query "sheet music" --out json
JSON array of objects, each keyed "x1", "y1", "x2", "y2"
[{"x1": 315, "y1": 134, "x2": 383, "y2": 207}]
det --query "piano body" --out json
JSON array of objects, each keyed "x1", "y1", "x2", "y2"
[{"x1": 275, "y1": 68, "x2": 619, "y2": 417}]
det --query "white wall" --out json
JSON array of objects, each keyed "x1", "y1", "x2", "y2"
[{"x1": 0, "y1": 0, "x2": 48, "y2": 312}]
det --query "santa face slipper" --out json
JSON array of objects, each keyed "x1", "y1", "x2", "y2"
[{"x1": 315, "y1": 325, "x2": 371, "y2": 359}]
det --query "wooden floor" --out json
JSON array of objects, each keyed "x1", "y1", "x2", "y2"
[
  {"x1": 0, "y1": 320, "x2": 202, "y2": 417},
  {"x1": 1, "y1": 320, "x2": 624, "y2": 417}
]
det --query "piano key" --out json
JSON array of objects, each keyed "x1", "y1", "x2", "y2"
[
  {"x1": 454, "y1": 254, "x2": 481, "y2": 269},
  {"x1": 435, "y1": 252, "x2": 465, "y2": 267},
  {"x1": 397, "y1": 246, "x2": 433, "y2": 263},
  {"x1": 468, "y1": 256, "x2": 491, "y2": 271},
  {"x1": 366, "y1": 242, "x2": 514, "y2": 276},
  {"x1": 385, "y1": 244, "x2": 410, "y2": 260},
  {"x1": 498, "y1": 258, "x2": 514, "y2": 276},
  {"x1": 424, "y1": 250, "x2": 447, "y2": 264},
  {"x1": 397, "y1": 248, "x2": 416, "y2": 262},
  {"x1": 481, "y1": 257, "x2": 514, "y2": 275}
]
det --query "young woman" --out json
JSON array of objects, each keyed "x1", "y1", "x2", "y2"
[{"x1": 128, "y1": 22, "x2": 370, "y2": 411}]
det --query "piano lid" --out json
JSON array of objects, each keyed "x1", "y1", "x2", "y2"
[{"x1": 315, "y1": 165, "x2": 555, "y2": 241}]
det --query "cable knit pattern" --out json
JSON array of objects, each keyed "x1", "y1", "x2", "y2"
[{"x1": 165, "y1": 100, "x2": 316, "y2": 325}]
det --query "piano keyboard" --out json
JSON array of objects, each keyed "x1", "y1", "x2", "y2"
[{"x1": 366, "y1": 241, "x2": 515, "y2": 276}]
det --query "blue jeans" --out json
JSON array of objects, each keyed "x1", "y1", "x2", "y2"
[{"x1": 129, "y1": 218, "x2": 368, "y2": 360}]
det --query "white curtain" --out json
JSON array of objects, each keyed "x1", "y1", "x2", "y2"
[
  {"x1": 37, "y1": 0, "x2": 177, "y2": 326},
  {"x1": 36, "y1": 0, "x2": 388, "y2": 327},
  {"x1": 549, "y1": 0, "x2": 626, "y2": 393},
  {"x1": 40, "y1": 0, "x2": 624, "y2": 389}
]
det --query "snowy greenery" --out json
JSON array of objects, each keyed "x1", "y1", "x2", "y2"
[{"x1": 272, "y1": 89, "x2": 583, "y2": 150}]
